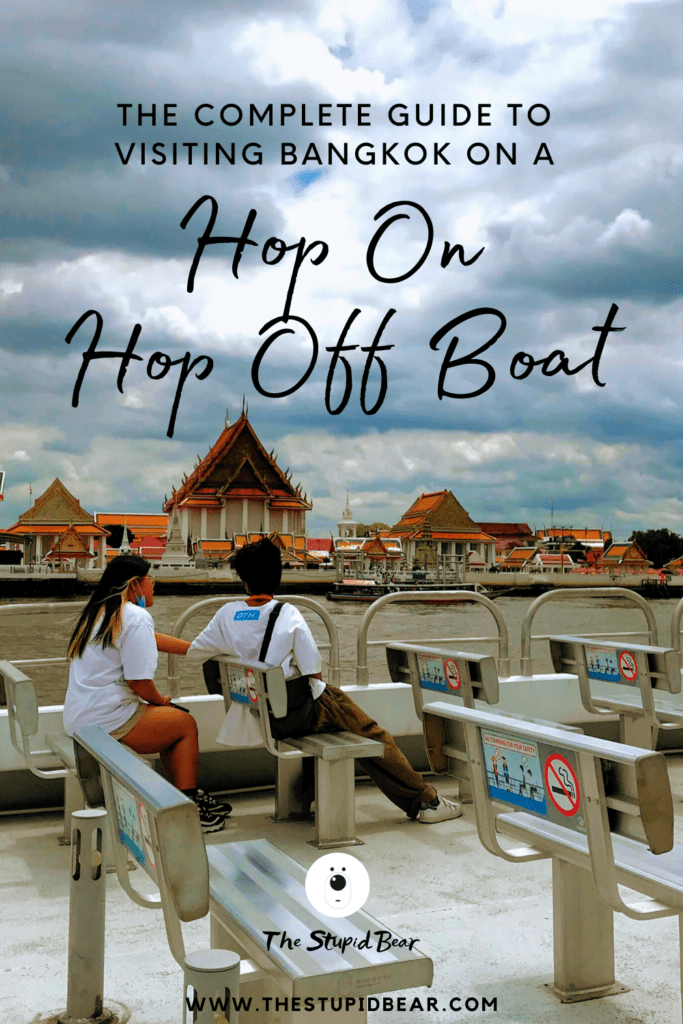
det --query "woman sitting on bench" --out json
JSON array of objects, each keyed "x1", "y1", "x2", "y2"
[
  {"x1": 63, "y1": 553, "x2": 227, "y2": 832},
  {"x1": 187, "y1": 538, "x2": 461, "y2": 823}
]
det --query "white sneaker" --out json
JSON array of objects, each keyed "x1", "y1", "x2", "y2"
[{"x1": 417, "y1": 796, "x2": 462, "y2": 823}]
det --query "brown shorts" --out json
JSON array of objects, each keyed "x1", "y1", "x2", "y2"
[{"x1": 110, "y1": 703, "x2": 147, "y2": 740}]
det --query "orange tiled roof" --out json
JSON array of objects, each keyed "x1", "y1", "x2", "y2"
[
  {"x1": 164, "y1": 414, "x2": 311, "y2": 512},
  {"x1": 6, "y1": 522, "x2": 106, "y2": 536}
]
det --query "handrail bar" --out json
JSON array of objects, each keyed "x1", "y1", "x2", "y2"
[
  {"x1": 356, "y1": 590, "x2": 510, "y2": 684},
  {"x1": 367, "y1": 635, "x2": 500, "y2": 647},
  {"x1": 0, "y1": 601, "x2": 86, "y2": 617},
  {"x1": 520, "y1": 588, "x2": 659, "y2": 676},
  {"x1": 168, "y1": 594, "x2": 340, "y2": 697}
]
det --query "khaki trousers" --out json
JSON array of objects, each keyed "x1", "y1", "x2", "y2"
[{"x1": 314, "y1": 685, "x2": 437, "y2": 819}]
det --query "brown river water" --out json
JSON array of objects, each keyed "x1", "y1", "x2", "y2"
[{"x1": 1, "y1": 593, "x2": 680, "y2": 706}]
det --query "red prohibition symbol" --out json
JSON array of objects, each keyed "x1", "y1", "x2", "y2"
[
  {"x1": 544, "y1": 753, "x2": 580, "y2": 817},
  {"x1": 246, "y1": 668, "x2": 259, "y2": 703},
  {"x1": 618, "y1": 650, "x2": 638, "y2": 682},
  {"x1": 444, "y1": 658, "x2": 461, "y2": 691}
]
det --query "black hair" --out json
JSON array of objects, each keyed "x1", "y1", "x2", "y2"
[
  {"x1": 67, "y1": 553, "x2": 150, "y2": 659},
  {"x1": 230, "y1": 537, "x2": 282, "y2": 594}
]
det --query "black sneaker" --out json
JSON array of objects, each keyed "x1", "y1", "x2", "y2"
[
  {"x1": 196, "y1": 803, "x2": 225, "y2": 833},
  {"x1": 196, "y1": 789, "x2": 232, "y2": 817}
]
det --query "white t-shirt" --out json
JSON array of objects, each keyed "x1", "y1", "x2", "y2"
[
  {"x1": 63, "y1": 602, "x2": 158, "y2": 737},
  {"x1": 187, "y1": 599, "x2": 325, "y2": 698}
]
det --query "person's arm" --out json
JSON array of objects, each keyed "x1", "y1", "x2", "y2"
[
  {"x1": 185, "y1": 611, "x2": 235, "y2": 666},
  {"x1": 127, "y1": 678, "x2": 171, "y2": 706},
  {"x1": 155, "y1": 632, "x2": 192, "y2": 655}
]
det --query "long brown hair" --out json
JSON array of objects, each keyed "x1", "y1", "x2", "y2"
[{"x1": 67, "y1": 554, "x2": 150, "y2": 659}]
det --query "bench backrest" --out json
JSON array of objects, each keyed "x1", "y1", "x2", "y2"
[
  {"x1": 211, "y1": 654, "x2": 296, "y2": 757},
  {"x1": 385, "y1": 643, "x2": 499, "y2": 716},
  {"x1": 73, "y1": 724, "x2": 208, "y2": 967},
  {"x1": 1, "y1": 659, "x2": 69, "y2": 779},
  {"x1": 549, "y1": 635, "x2": 681, "y2": 725},
  {"x1": 421, "y1": 700, "x2": 673, "y2": 917}
]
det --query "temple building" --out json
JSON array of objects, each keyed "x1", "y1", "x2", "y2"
[
  {"x1": 94, "y1": 512, "x2": 168, "y2": 562},
  {"x1": 162, "y1": 412, "x2": 312, "y2": 556},
  {"x1": 390, "y1": 490, "x2": 496, "y2": 568},
  {"x1": 4, "y1": 478, "x2": 109, "y2": 567}
]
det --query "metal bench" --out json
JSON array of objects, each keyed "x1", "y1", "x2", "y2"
[
  {"x1": 549, "y1": 635, "x2": 682, "y2": 748},
  {"x1": 1, "y1": 659, "x2": 82, "y2": 844},
  {"x1": 386, "y1": 643, "x2": 579, "y2": 800},
  {"x1": 419, "y1": 700, "x2": 682, "y2": 1007},
  {"x1": 73, "y1": 725, "x2": 433, "y2": 1024},
  {"x1": 212, "y1": 655, "x2": 383, "y2": 848}
]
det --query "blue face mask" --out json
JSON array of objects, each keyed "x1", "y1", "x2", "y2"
[{"x1": 135, "y1": 594, "x2": 146, "y2": 608}]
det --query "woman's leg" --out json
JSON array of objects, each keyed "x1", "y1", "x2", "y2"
[{"x1": 120, "y1": 705, "x2": 199, "y2": 791}]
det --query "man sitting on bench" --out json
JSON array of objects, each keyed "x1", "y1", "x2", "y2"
[{"x1": 185, "y1": 537, "x2": 461, "y2": 824}]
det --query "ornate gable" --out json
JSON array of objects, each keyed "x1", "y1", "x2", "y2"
[
  {"x1": 19, "y1": 478, "x2": 95, "y2": 525},
  {"x1": 48, "y1": 524, "x2": 92, "y2": 557},
  {"x1": 164, "y1": 413, "x2": 311, "y2": 511}
]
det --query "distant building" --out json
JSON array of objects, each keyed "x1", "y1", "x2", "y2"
[
  {"x1": 162, "y1": 411, "x2": 311, "y2": 557},
  {"x1": 478, "y1": 522, "x2": 534, "y2": 554},
  {"x1": 498, "y1": 546, "x2": 537, "y2": 571},
  {"x1": 391, "y1": 490, "x2": 496, "y2": 568},
  {"x1": 95, "y1": 512, "x2": 168, "y2": 562},
  {"x1": 536, "y1": 528, "x2": 611, "y2": 551},
  {"x1": 5, "y1": 478, "x2": 109, "y2": 567},
  {"x1": 597, "y1": 541, "x2": 651, "y2": 574}
]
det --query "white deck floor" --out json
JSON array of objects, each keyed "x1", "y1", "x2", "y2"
[{"x1": 4, "y1": 766, "x2": 683, "y2": 1024}]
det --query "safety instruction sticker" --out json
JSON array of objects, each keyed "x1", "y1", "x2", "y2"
[
  {"x1": 112, "y1": 778, "x2": 146, "y2": 867},
  {"x1": 481, "y1": 731, "x2": 547, "y2": 814},
  {"x1": 618, "y1": 650, "x2": 638, "y2": 682},
  {"x1": 444, "y1": 658, "x2": 461, "y2": 691},
  {"x1": 226, "y1": 664, "x2": 255, "y2": 705},
  {"x1": 544, "y1": 754, "x2": 580, "y2": 817},
  {"x1": 585, "y1": 645, "x2": 620, "y2": 683},
  {"x1": 418, "y1": 654, "x2": 448, "y2": 693},
  {"x1": 246, "y1": 668, "x2": 259, "y2": 703},
  {"x1": 479, "y1": 731, "x2": 586, "y2": 832}
]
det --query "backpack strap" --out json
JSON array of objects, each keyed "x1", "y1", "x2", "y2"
[{"x1": 258, "y1": 602, "x2": 285, "y2": 662}]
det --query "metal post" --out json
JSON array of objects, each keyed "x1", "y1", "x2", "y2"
[
  {"x1": 272, "y1": 756, "x2": 311, "y2": 821},
  {"x1": 58, "y1": 809, "x2": 112, "y2": 1023},
  {"x1": 183, "y1": 949, "x2": 241, "y2": 1024},
  {"x1": 548, "y1": 857, "x2": 628, "y2": 1003},
  {"x1": 59, "y1": 773, "x2": 85, "y2": 846},
  {"x1": 311, "y1": 760, "x2": 361, "y2": 849}
]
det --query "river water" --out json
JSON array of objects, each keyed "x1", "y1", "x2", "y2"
[{"x1": 2, "y1": 592, "x2": 681, "y2": 706}]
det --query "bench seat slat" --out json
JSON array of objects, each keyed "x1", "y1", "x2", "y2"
[
  {"x1": 497, "y1": 812, "x2": 683, "y2": 912},
  {"x1": 284, "y1": 732, "x2": 385, "y2": 760},
  {"x1": 207, "y1": 840, "x2": 432, "y2": 997},
  {"x1": 45, "y1": 732, "x2": 76, "y2": 771}
]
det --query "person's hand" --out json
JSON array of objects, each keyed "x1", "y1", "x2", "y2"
[{"x1": 168, "y1": 701, "x2": 191, "y2": 713}]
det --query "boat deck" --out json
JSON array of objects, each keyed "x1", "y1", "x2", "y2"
[{"x1": 4, "y1": 764, "x2": 683, "y2": 1024}]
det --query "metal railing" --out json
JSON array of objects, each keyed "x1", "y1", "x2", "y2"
[
  {"x1": 671, "y1": 596, "x2": 683, "y2": 657},
  {"x1": 167, "y1": 595, "x2": 340, "y2": 697},
  {"x1": 355, "y1": 590, "x2": 511, "y2": 685},
  {"x1": 520, "y1": 588, "x2": 659, "y2": 676},
  {"x1": 0, "y1": 602, "x2": 86, "y2": 704}
]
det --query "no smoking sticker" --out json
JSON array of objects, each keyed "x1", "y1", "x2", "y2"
[
  {"x1": 246, "y1": 668, "x2": 258, "y2": 703},
  {"x1": 444, "y1": 658, "x2": 461, "y2": 691},
  {"x1": 618, "y1": 650, "x2": 638, "y2": 682},
  {"x1": 544, "y1": 754, "x2": 580, "y2": 817}
]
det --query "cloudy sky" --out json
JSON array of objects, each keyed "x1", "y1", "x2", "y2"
[{"x1": 1, "y1": 0, "x2": 682, "y2": 537}]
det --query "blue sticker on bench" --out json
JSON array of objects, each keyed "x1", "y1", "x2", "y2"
[{"x1": 481, "y1": 729, "x2": 548, "y2": 815}]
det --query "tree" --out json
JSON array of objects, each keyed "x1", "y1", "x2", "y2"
[
  {"x1": 106, "y1": 524, "x2": 135, "y2": 549},
  {"x1": 628, "y1": 529, "x2": 683, "y2": 569},
  {"x1": 354, "y1": 521, "x2": 391, "y2": 537}
]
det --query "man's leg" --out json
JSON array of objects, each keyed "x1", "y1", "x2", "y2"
[{"x1": 314, "y1": 685, "x2": 437, "y2": 818}]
